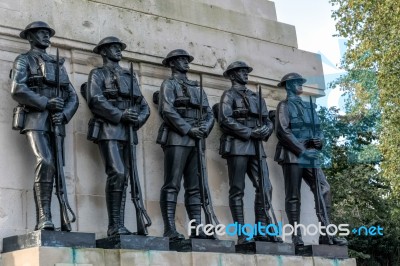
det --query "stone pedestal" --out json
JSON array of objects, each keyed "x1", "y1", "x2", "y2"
[
  {"x1": 169, "y1": 238, "x2": 235, "y2": 253},
  {"x1": 0, "y1": 247, "x2": 104, "y2": 266},
  {"x1": 0, "y1": 247, "x2": 357, "y2": 266},
  {"x1": 96, "y1": 235, "x2": 169, "y2": 251},
  {"x1": 2, "y1": 230, "x2": 95, "y2": 253},
  {"x1": 296, "y1": 244, "x2": 349, "y2": 259},
  {"x1": 236, "y1": 241, "x2": 295, "y2": 255}
]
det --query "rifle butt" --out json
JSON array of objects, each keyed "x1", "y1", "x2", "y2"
[
  {"x1": 59, "y1": 203, "x2": 72, "y2": 231},
  {"x1": 135, "y1": 211, "x2": 149, "y2": 236},
  {"x1": 203, "y1": 206, "x2": 213, "y2": 225}
]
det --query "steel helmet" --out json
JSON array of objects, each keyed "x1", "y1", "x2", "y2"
[
  {"x1": 93, "y1": 36, "x2": 127, "y2": 54},
  {"x1": 162, "y1": 49, "x2": 194, "y2": 66},
  {"x1": 19, "y1": 21, "x2": 55, "y2": 39},
  {"x1": 223, "y1": 61, "x2": 253, "y2": 78},
  {"x1": 277, "y1": 72, "x2": 306, "y2": 87}
]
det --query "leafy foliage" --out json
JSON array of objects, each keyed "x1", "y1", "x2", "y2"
[
  {"x1": 319, "y1": 107, "x2": 400, "y2": 266},
  {"x1": 326, "y1": 2, "x2": 400, "y2": 263},
  {"x1": 329, "y1": 0, "x2": 400, "y2": 195}
]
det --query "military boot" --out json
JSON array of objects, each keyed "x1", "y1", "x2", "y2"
[
  {"x1": 160, "y1": 201, "x2": 185, "y2": 241},
  {"x1": 34, "y1": 182, "x2": 55, "y2": 230},
  {"x1": 106, "y1": 190, "x2": 131, "y2": 237},
  {"x1": 118, "y1": 184, "x2": 132, "y2": 235},
  {"x1": 318, "y1": 226, "x2": 348, "y2": 245},
  {"x1": 230, "y1": 200, "x2": 253, "y2": 245},
  {"x1": 292, "y1": 234, "x2": 305, "y2": 246},
  {"x1": 186, "y1": 204, "x2": 216, "y2": 239},
  {"x1": 318, "y1": 205, "x2": 348, "y2": 246},
  {"x1": 287, "y1": 210, "x2": 304, "y2": 246},
  {"x1": 253, "y1": 193, "x2": 282, "y2": 242}
]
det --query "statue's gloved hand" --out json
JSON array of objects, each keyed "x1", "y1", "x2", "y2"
[
  {"x1": 262, "y1": 125, "x2": 273, "y2": 139},
  {"x1": 51, "y1": 113, "x2": 64, "y2": 125},
  {"x1": 307, "y1": 138, "x2": 323, "y2": 150},
  {"x1": 302, "y1": 149, "x2": 320, "y2": 160},
  {"x1": 188, "y1": 127, "x2": 205, "y2": 139},
  {"x1": 251, "y1": 125, "x2": 269, "y2": 140},
  {"x1": 121, "y1": 108, "x2": 139, "y2": 124},
  {"x1": 47, "y1": 97, "x2": 64, "y2": 112},
  {"x1": 198, "y1": 121, "x2": 207, "y2": 134}
]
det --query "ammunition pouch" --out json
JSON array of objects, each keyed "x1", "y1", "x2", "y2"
[
  {"x1": 237, "y1": 118, "x2": 257, "y2": 128},
  {"x1": 104, "y1": 88, "x2": 119, "y2": 99},
  {"x1": 12, "y1": 105, "x2": 26, "y2": 130},
  {"x1": 152, "y1": 91, "x2": 160, "y2": 105},
  {"x1": 28, "y1": 70, "x2": 67, "y2": 99},
  {"x1": 233, "y1": 108, "x2": 248, "y2": 119},
  {"x1": 247, "y1": 112, "x2": 267, "y2": 119},
  {"x1": 212, "y1": 103, "x2": 220, "y2": 122},
  {"x1": 156, "y1": 123, "x2": 169, "y2": 146},
  {"x1": 291, "y1": 126, "x2": 320, "y2": 140},
  {"x1": 290, "y1": 121, "x2": 305, "y2": 130},
  {"x1": 30, "y1": 86, "x2": 66, "y2": 99},
  {"x1": 108, "y1": 99, "x2": 131, "y2": 110},
  {"x1": 174, "y1": 96, "x2": 190, "y2": 107},
  {"x1": 41, "y1": 60, "x2": 70, "y2": 87},
  {"x1": 87, "y1": 118, "x2": 103, "y2": 142},
  {"x1": 176, "y1": 108, "x2": 202, "y2": 119},
  {"x1": 219, "y1": 134, "x2": 234, "y2": 157},
  {"x1": 27, "y1": 75, "x2": 45, "y2": 88}
]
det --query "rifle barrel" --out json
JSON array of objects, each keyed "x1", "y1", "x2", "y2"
[
  {"x1": 256, "y1": 85, "x2": 280, "y2": 240},
  {"x1": 54, "y1": 47, "x2": 75, "y2": 231},
  {"x1": 308, "y1": 96, "x2": 332, "y2": 242},
  {"x1": 199, "y1": 75, "x2": 203, "y2": 119},
  {"x1": 309, "y1": 96, "x2": 316, "y2": 137},
  {"x1": 197, "y1": 75, "x2": 219, "y2": 227},
  {"x1": 258, "y1": 85, "x2": 262, "y2": 125},
  {"x1": 128, "y1": 62, "x2": 151, "y2": 234},
  {"x1": 56, "y1": 48, "x2": 60, "y2": 96}
]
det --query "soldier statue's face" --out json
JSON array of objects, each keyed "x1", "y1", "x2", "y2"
[
  {"x1": 231, "y1": 68, "x2": 249, "y2": 85},
  {"x1": 103, "y1": 43, "x2": 122, "y2": 62},
  {"x1": 287, "y1": 80, "x2": 303, "y2": 95},
  {"x1": 28, "y1": 29, "x2": 51, "y2": 49},
  {"x1": 170, "y1": 56, "x2": 190, "y2": 73}
]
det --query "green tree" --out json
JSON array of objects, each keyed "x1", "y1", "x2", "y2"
[
  {"x1": 326, "y1": 3, "x2": 400, "y2": 262},
  {"x1": 319, "y1": 106, "x2": 400, "y2": 265},
  {"x1": 329, "y1": 0, "x2": 400, "y2": 196}
]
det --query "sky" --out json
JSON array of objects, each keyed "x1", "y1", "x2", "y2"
[{"x1": 273, "y1": 0, "x2": 346, "y2": 109}]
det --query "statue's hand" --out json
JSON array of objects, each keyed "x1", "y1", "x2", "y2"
[
  {"x1": 51, "y1": 112, "x2": 64, "y2": 125},
  {"x1": 47, "y1": 97, "x2": 64, "y2": 112},
  {"x1": 188, "y1": 127, "x2": 204, "y2": 139},
  {"x1": 251, "y1": 126, "x2": 268, "y2": 140},
  {"x1": 308, "y1": 138, "x2": 323, "y2": 149},
  {"x1": 199, "y1": 121, "x2": 207, "y2": 134},
  {"x1": 121, "y1": 108, "x2": 139, "y2": 124},
  {"x1": 260, "y1": 125, "x2": 272, "y2": 139}
]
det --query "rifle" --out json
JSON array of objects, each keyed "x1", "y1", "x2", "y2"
[
  {"x1": 308, "y1": 96, "x2": 333, "y2": 244},
  {"x1": 255, "y1": 85, "x2": 280, "y2": 242},
  {"x1": 196, "y1": 76, "x2": 220, "y2": 232},
  {"x1": 128, "y1": 62, "x2": 152, "y2": 235},
  {"x1": 53, "y1": 48, "x2": 76, "y2": 231}
]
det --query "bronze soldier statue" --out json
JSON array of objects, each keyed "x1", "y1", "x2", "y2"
[
  {"x1": 10, "y1": 21, "x2": 79, "y2": 231},
  {"x1": 218, "y1": 61, "x2": 279, "y2": 245},
  {"x1": 84, "y1": 37, "x2": 150, "y2": 237},
  {"x1": 157, "y1": 49, "x2": 214, "y2": 241},
  {"x1": 274, "y1": 72, "x2": 347, "y2": 246}
]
